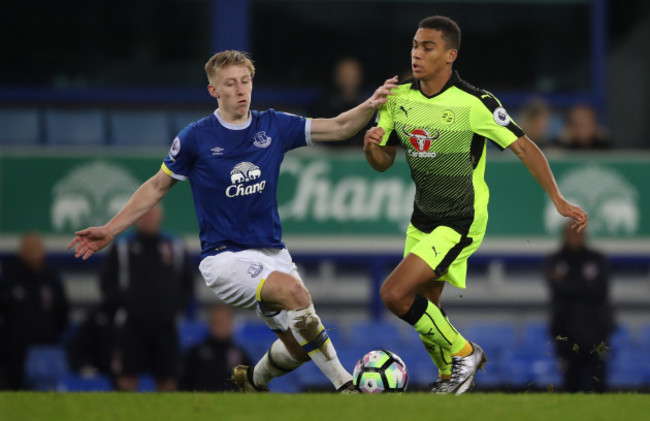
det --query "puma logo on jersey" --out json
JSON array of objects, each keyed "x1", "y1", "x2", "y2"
[{"x1": 400, "y1": 106, "x2": 412, "y2": 117}]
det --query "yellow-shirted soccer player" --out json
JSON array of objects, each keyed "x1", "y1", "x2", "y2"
[{"x1": 364, "y1": 15, "x2": 588, "y2": 395}]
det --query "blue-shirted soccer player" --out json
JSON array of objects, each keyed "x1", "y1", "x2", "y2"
[{"x1": 69, "y1": 50, "x2": 398, "y2": 393}]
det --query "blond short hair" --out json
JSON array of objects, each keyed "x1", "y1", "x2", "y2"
[{"x1": 204, "y1": 50, "x2": 255, "y2": 86}]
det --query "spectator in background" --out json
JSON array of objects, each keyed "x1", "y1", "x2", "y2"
[
  {"x1": 65, "y1": 301, "x2": 116, "y2": 384},
  {"x1": 315, "y1": 57, "x2": 368, "y2": 148},
  {"x1": 556, "y1": 104, "x2": 611, "y2": 149},
  {"x1": 518, "y1": 98, "x2": 553, "y2": 148},
  {"x1": 100, "y1": 204, "x2": 195, "y2": 392},
  {"x1": 180, "y1": 304, "x2": 252, "y2": 391},
  {"x1": 0, "y1": 233, "x2": 69, "y2": 390},
  {"x1": 545, "y1": 222, "x2": 614, "y2": 393}
]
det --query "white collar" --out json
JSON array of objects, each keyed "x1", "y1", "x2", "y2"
[{"x1": 214, "y1": 109, "x2": 252, "y2": 130}]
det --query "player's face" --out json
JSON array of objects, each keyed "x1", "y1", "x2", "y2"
[
  {"x1": 411, "y1": 28, "x2": 456, "y2": 81},
  {"x1": 210, "y1": 64, "x2": 253, "y2": 121}
]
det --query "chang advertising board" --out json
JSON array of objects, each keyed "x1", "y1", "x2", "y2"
[{"x1": 0, "y1": 152, "x2": 647, "y2": 247}]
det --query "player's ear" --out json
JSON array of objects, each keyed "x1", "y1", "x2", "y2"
[
  {"x1": 207, "y1": 84, "x2": 220, "y2": 99},
  {"x1": 446, "y1": 49, "x2": 458, "y2": 64}
]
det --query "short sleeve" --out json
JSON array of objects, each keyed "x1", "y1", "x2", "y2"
[
  {"x1": 471, "y1": 92, "x2": 524, "y2": 150},
  {"x1": 376, "y1": 102, "x2": 396, "y2": 146},
  {"x1": 274, "y1": 110, "x2": 309, "y2": 151},
  {"x1": 162, "y1": 126, "x2": 197, "y2": 181}
]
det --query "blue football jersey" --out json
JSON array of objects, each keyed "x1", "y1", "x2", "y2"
[{"x1": 162, "y1": 109, "x2": 312, "y2": 258}]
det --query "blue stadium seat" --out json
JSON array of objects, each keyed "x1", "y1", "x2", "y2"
[
  {"x1": 171, "y1": 110, "x2": 210, "y2": 135},
  {"x1": 45, "y1": 109, "x2": 106, "y2": 145},
  {"x1": 177, "y1": 320, "x2": 209, "y2": 352},
  {"x1": 392, "y1": 348, "x2": 436, "y2": 389},
  {"x1": 137, "y1": 374, "x2": 157, "y2": 392},
  {"x1": 346, "y1": 320, "x2": 402, "y2": 351},
  {"x1": 608, "y1": 325, "x2": 633, "y2": 356},
  {"x1": 296, "y1": 361, "x2": 330, "y2": 391},
  {"x1": 57, "y1": 373, "x2": 113, "y2": 392},
  {"x1": 521, "y1": 321, "x2": 552, "y2": 349},
  {"x1": 0, "y1": 108, "x2": 41, "y2": 145},
  {"x1": 608, "y1": 348, "x2": 648, "y2": 389},
  {"x1": 464, "y1": 322, "x2": 515, "y2": 359},
  {"x1": 322, "y1": 320, "x2": 344, "y2": 347},
  {"x1": 233, "y1": 321, "x2": 278, "y2": 360},
  {"x1": 109, "y1": 110, "x2": 171, "y2": 146},
  {"x1": 474, "y1": 356, "x2": 505, "y2": 389},
  {"x1": 24, "y1": 345, "x2": 70, "y2": 390},
  {"x1": 503, "y1": 324, "x2": 560, "y2": 390},
  {"x1": 267, "y1": 369, "x2": 302, "y2": 393}
]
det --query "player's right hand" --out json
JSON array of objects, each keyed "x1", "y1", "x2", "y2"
[
  {"x1": 67, "y1": 226, "x2": 115, "y2": 260},
  {"x1": 363, "y1": 126, "x2": 385, "y2": 152}
]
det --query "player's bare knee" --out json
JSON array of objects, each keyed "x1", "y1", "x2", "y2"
[
  {"x1": 380, "y1": 283, "x2": 409, "y2": 315},
  {"x1": 285, "y1": 281, "x2": 311, "y2": 309}
]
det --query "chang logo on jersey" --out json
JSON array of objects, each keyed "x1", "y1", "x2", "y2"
[
  {"x1": 402, "y1": 126, "x2": 439, "y2": 158},
  {"x1": 226, "y1": 162, "x2": 266, "y2": 197},
  {"x1": 253, "y1": 131, "x2": 272, "y2": 148}
]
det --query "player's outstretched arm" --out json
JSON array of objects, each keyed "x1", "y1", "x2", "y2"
[
  {"x1": 310, "y1": 76, "x2": 398, "y2": 142},
  {"x1": 509, "y1": 136, "x2": 588, "y2": 232},
  {"x1": 364, "y1": 126, "x2": 396, "y2": 172},
  {"x1": 67, "y1": 169, "x2": 176, "y2": 260}
]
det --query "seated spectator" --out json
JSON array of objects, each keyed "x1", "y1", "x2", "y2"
[
  {"x1": 518, "y1": 98, "x2": 553, "y2": 148},
  {"x1": 180, "y1": 305, "x2": 252, "y2": 391},
  {"x1": 556, "y1": 104, "x2": 611, "y2": 149},
  {"x1": 0, "y1": 233, "x2": 69, "y2": 390},
  {"x1": 314, "y1": 57, "x2": 368, "y2": 148}
]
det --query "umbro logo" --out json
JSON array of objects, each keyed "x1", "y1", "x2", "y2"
[{"x1": 211, "y1": 146, "x2": 224, "y2": 156}]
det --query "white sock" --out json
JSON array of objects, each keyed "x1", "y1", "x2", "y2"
[
  {"x1": 287, "y1": 304, "x2": 352, "y2": 389},
  {"x1": 253, "y1": 339, "x2": 303, "y2": 388}
]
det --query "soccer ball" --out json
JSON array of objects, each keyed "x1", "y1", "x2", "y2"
[{"x1": 352, "y1": 349, "x2": 408, "y2": 393}]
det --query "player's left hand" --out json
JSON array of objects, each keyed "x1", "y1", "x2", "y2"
[
  {"x1": 555, "y1": 199, "x2": 588, "y2": 232},
  {"x1": 367, "y1": 76, "x2": 399, "y2": 108},
  {"x1": 67, "y1": 226, "x2": 115, "y2": 260}
]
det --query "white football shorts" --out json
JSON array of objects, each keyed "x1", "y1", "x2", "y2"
[{"x1": 198, "y1": 248, "x2": 304, "y2": 331}]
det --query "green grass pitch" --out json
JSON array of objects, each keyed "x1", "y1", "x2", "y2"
[{"x1": 1, "y1": 392, "x2": 648, "y2": 421}]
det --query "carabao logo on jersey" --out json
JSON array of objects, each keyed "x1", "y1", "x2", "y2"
[
  {"x1": 253, "y1": 131, "x2": 272, "y2": 148},
  {"x1": 402, "y1": 126, "x2": 440, "y2": 151},
  {"x1": 402, "y1": 126, "x2": 440, "y2": 158},
  {"x1": 226, "y1": 162, "x2": 267, "y2": 197}
]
